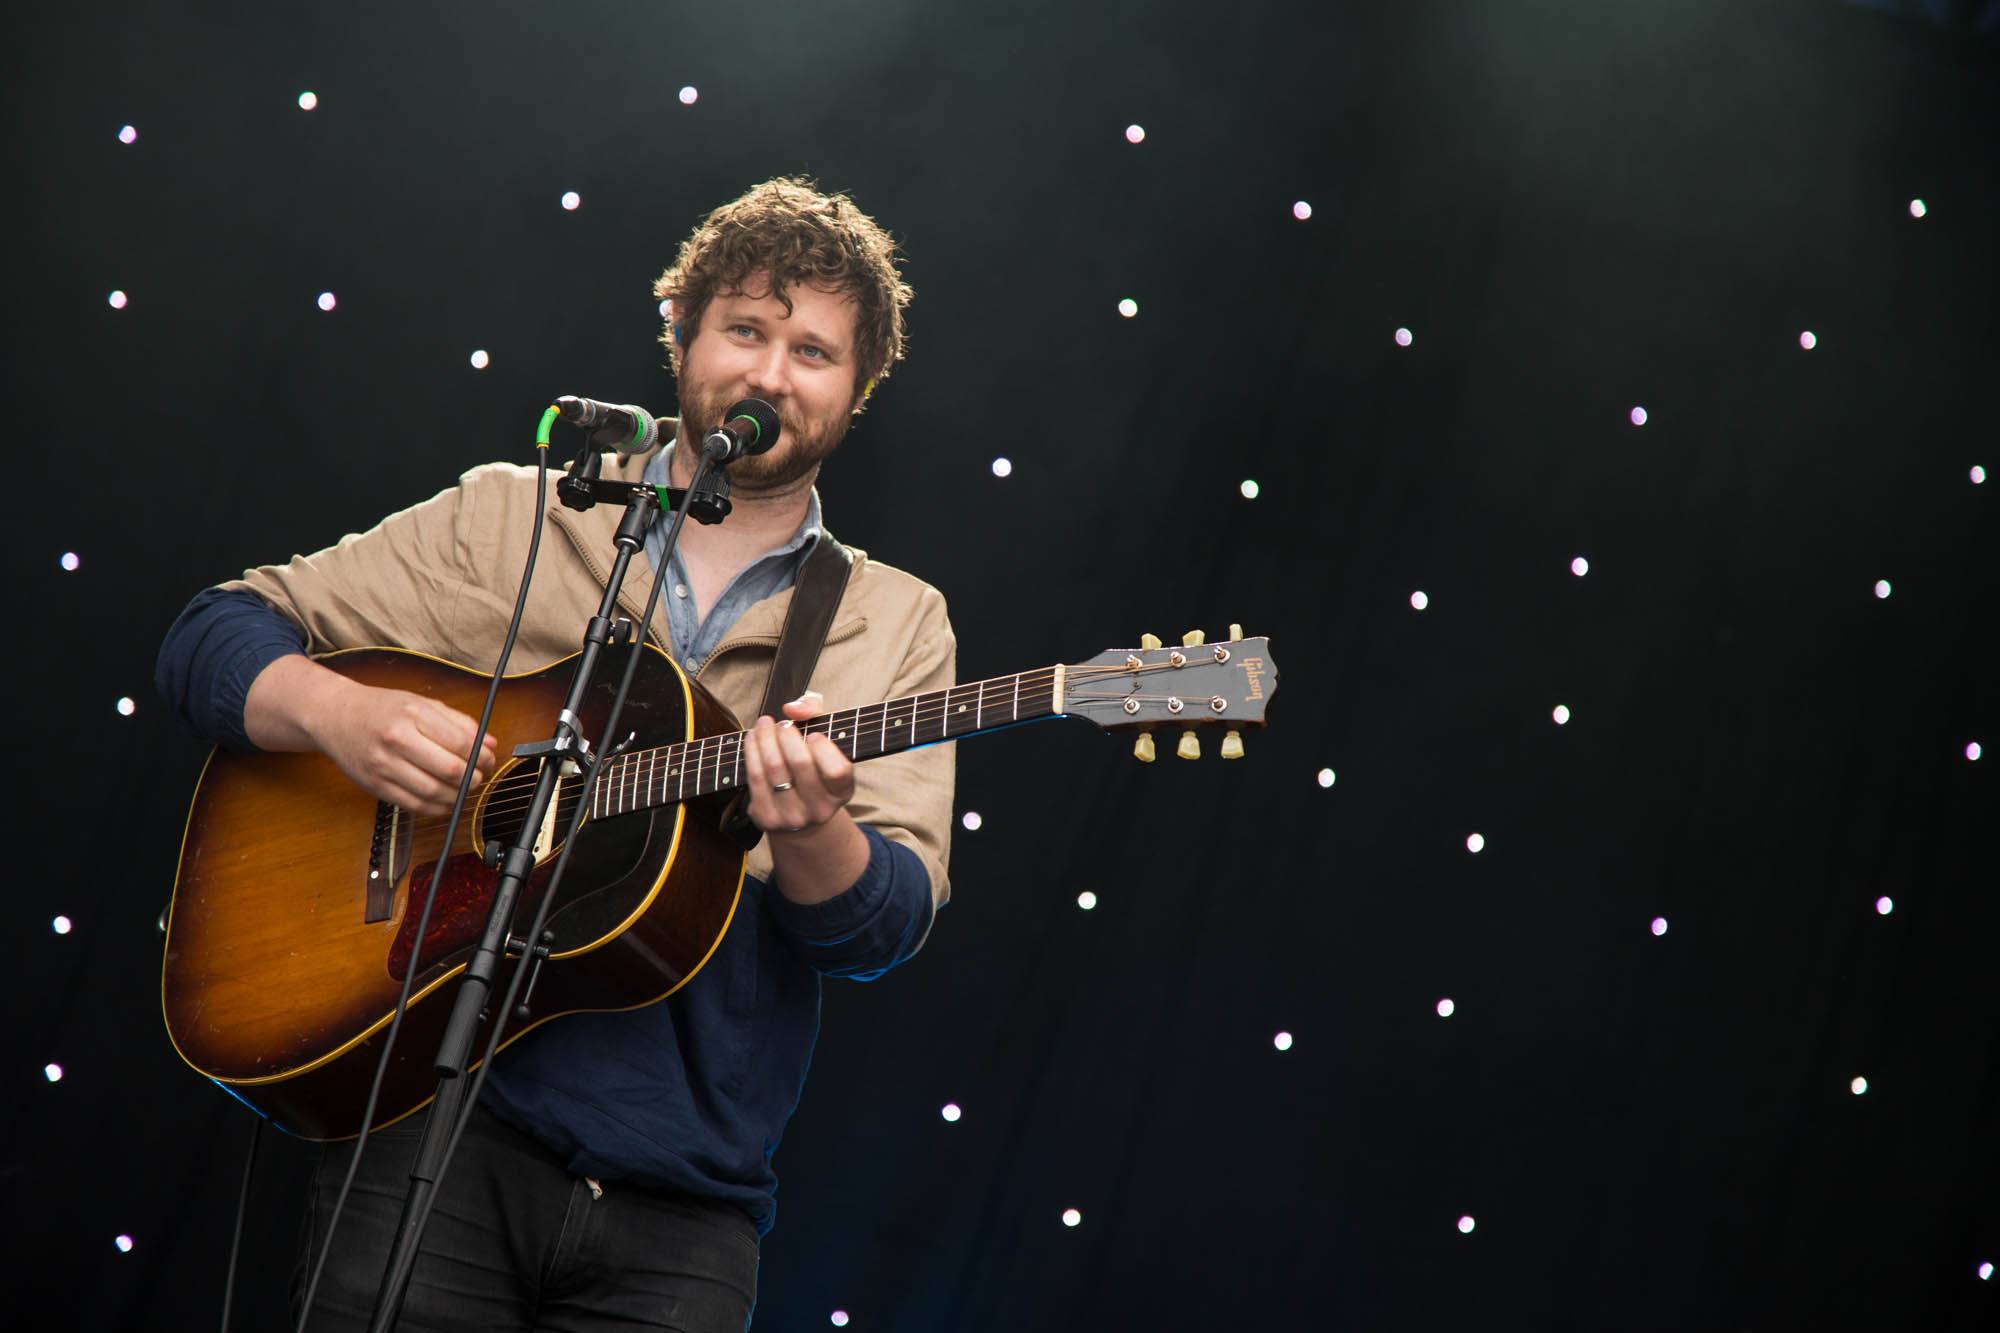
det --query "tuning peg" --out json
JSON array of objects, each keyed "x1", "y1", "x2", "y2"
[
  {"x1": 1220, "y1": 729, "x2": 1244, "y2": 760},
  {"x1": 1182, "y1": 629, "x2": 1205, "y2": 647},
  {"x1": 1229, "y1": 623, "x2": 1243, "y2": 641},
  {"x1": 1133, "y1": 732, "x2": 1157, "y2": 763},
  {"x1": 1176, "y1": 730, "x2": 1201, "y2": 760},
  {"x1": 1140, "y1": 633, "x2": 1162, "y2": 651}
]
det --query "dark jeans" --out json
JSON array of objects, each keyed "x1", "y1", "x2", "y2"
[{"x1": 292, "y1": 1105, "x2": 759, "y2": 1332}]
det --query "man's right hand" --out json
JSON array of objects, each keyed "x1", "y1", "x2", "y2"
[{"x1": 244, "y1": 654, "x2": 497, "y2": 815}]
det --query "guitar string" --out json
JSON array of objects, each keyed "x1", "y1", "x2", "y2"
[{"x1": 393, "y1": 657, "x2": 1231, "y2": 839}]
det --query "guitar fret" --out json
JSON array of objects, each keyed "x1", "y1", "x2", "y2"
[{"x1": 1012, "y1": 672, "x2": 1020, "y2": 722}]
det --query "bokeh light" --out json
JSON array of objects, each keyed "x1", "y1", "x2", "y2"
[
  {"x1": 1457, "y1": 1216, "x2": 1476, "y2": 1235},
  {"x1": 469, "y1": 349, "x2": 490, "y2": 370},
  {"x1": 678, "y1": 86, "x2": 698, "y2": 105},
  {"x1": 115, "y1": 697, "x2": 136, "y2": 716},
  {"x1": 1436, "y1": 998, "x2": 1455, "y2": 1018},
  {"x1": 1124, "y1": 124, "x2": 1145, "y2": 144},
  {"x1": 1651, "y1": 917, "x2": 1669, "y2": 937},
  {"x1": 1239, "y1": 479, "x2": 1260, "y2": 499},
  {"x1": 1316, "y1": 767, "x2": 1336, "y2": 788},
  {"x1": 117, "y1": 124, "x2": 137, "y2": 144},
  {"x1": 1552, "y1": 704, "x2": 1571, "y2": 725},
  {"x1": 1875, "y1": 896, "x2": 1894, "y2": 916},
  {"x1": 1409, "y1": 590, "x2": 1429, "y2": 611},
  {"x1": 1117, "y1": 298, "x2": 1138, "y2": 318},
  {"x1": 1630, "y1": 405, "x2": 1648, "y2": 426},
  {"x1": 60, "y1": 552, "x2": 80, "y2": 571},
  {"x1": 1971, "y1": 465, "x2": 1987, "y2": 484},
  {"x1": 830, "y1": 1313, "x2": 849, "y2": 1329},
  {"x1": 961, "y1": 811, "x2": 983, "y2": 830},
  {"x1": 1062, "y1": 1208, "x2": 1082, "y2": 1228},
  {"x1": 115, "y1": 1234, "x2": 134, "y2": 1253},
  {"x1": 941, "y1": 1103, "x2": 961, "y2": 1122},
  {"x1": 1909, "y1": 198, "x2": 1926, "y2": 218},
  {"x1": 52, "y1": 915, "x2": 72, "y2": 934},
  {"x1": 1850, "y1": 1076, "x2": 1868, "y2": 1095},
  {"x1": 1273, "y1": 1031, "x2": 1293, "y2": 1051},
  {"x1": 1874, "y1": 579, "x2": 1892, "y2": 599},
  {"x1": 1570, "y1": 556, "x2": 1589, "y2": 576},
  {"x1": 1799, "y1": 330, "x2": 1817, "y2": 350},
  {"x1": 561, "y1": 191, "x2": 581, "y2": 211},
  {"x1": 990, "y1": 457, "x2": 1012, "y2": 478},
  {"x1": 108, "y1": 290, "x2": 128, "y2": 310},
  {"x1": 1076, "y1": 892, "x2": 1098, "y2": 912},
  {"x1": 1394, "y1": 327, "x2": 1413, "y2": 347},
  {"x1": 45, "y1": 1063, "x2": 63, "y2": 1082},
  {"x1": 297, "y1": 91, "x2": 318, "y2": 111},
  {"x1": 1967, "y1": 741, "x2": 1983, "y2": 762},
  {"x1": 317, "y1": 291, "x2": 337, "y2": 312},
  {"x1": 1465, "y1": 832, "x2": 1485, "y2": 854},
  {"x1": 1292, "y1": 200, "x2": 1312, "y2": 220}
]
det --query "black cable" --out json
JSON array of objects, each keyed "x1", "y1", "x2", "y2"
[
  {"x1": 217, "y1": 1114, "x2": 264, "y2": 1332},
  {"x1": 294, "y1": 445, "x2": 552, "y2": 1331}
]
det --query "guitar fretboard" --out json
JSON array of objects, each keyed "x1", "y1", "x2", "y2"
[{"x1": 586, "y1": 666, "x2": 1062, "y2": 820}]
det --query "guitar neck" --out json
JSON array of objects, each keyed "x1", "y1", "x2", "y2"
[{"x1": 586, "y1": 666, "x2": 1065, "y2": 819}]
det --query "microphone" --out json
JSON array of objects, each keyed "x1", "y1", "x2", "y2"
[
  {"x1": 555, "y1": 397, "x2": 660, "y2": 453},
  {"x1": 701, "y1": 398, "x2": 782, "y2": 464}
]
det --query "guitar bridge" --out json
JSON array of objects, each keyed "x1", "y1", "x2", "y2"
[{"x1": 366, "y1": 802, "x2": 414, "y2": 923}]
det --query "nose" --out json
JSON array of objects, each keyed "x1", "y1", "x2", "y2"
[{"x1": 745, "y1": 341, "x2": 791, "y2": 400}]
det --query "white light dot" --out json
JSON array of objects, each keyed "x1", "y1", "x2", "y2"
[
  {"x1": 52, "y1": 915, "x2": 72, "y2": 935},
  {"x1": 830, "y1": 1313, "x2": 849, "y2": 1328},
  {"x1": 1465, "y1": 832, "x2": 1484, "y2": 854},
  {"x1": 941, "y1": 1102, "x2": 961, "y2": 1122},
  {"x1": 561, "y1": 191, "x2": 581, "y2": 211},
  {"x1": 1076, "y1": 891, "x2": 1098, "y2": 911},
  {"x1": 297, "y1": 91, "x2": 318, "y2": 111},
  {"x1": 1629, "y1": 406, "x2": 1648, "y2": 426},
  {"x1": 1436, "y1": 998, "x2": 1455, "y2": 1018},
  {"x1": 1117, "y1": 297, "x2": 1138, "y2": 318},
  {"x1": 1978, "y1": 1261, "x2": 1993, "y2": 1281},
  {"x1": 1799, "y1": 330, "x2": 1817, "y2": 350},
  {"x1": 44, "y1": 1063, "x2": 63, "y2": 1082},
  {"x1": 1316, "y1": 767, "x2": 1336, "y2": 788},
  {"x1": 1874, "y1": 579, "x2": 1892, "y2": 599},
  {"x1": 117, "y1": 124, "x2": 137, "y2": 145},
  {"x1": 469, "y1": 349, "x2": 490, "y2": 370},
  {"x1": 1124, "y1": 124, "x2": 1145, "y2": 144},
  {"x1": 1570, "y1": 556, "x2": 1589, "y2": 577},
  {"x1": 659, "y1": 299, "x2": 672, "y2": 318},
  {"x1": 1875, "y1": 896, "x2": 1894, "y2": 916},
  {"x1": 108, "y1": 290, "x2": 128, "y2": 309},
  {"x1": 961, "y1": 811, "x2": 983, "y2": 831},
  {"x1": 1552, "y1": 705, "x2": 1571, "y2": 725},
  {"x1": 1909, "y1": 198, "x2": 1926, "y2": 218},
  {"x1": 1457, "y1": 1216, "x2": 1476, "y2": 1235},
  {"x1": 1409, "y1": 590, "x2": 1429, "y2": 611},
  {"x1": 115, "y1": 1234, "x2": 134, "y2": 1253},
  {"x1": 1970, "y1": 465, "x2": 1986, "y2": 484},
  {"x1": 60, "y1": 552, "x2": 80, "y2": 572},
  {"x1": 317, "y1": 291, "x2": 337, "y2": 312},
  {"x1": 115, "y1": 697, "x2": 136, "y2": 717},
  {"x1": 679, "y1": 86, "x2": 698, "y2": 106},
  {"x1": 1967, "y1": 741, "x2": 1983, "y2": 762},
  {"x1": 990, "y1": 457, "x2": 1012, "y2": 478},
  {"x1": 1239, "y1": 478, "x2": 1260, "y2": 500},
  {"x1": 1394, "y1": 327, "x2": 1413, "y2": 347},
  {"x1": 1850, "y1": 1076, "x2": 1868, "y2": 1095},
  {"x1": 1273, "y1": 1031, "x2": 1293, "y2": 1051},
  {"x1": 1651, "y1": 916, "x2": 1669, "y2": 937},
  {"x1": 1292, "y1": 200, "x2": 1312, "y2": 221},
  {"x1": 1062, "y1": 1208, "x2": 1082, "y2": 1228}
]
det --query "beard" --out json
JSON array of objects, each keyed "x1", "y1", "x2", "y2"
[{"x1": 675, "y1": 378, "x2": 851, "y2": 494}]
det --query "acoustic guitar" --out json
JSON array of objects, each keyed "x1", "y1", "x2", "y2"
[{"x1": 163, "y1": 630, "x2": 1278, "y2": 1138}]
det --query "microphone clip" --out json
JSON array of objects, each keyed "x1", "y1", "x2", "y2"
[{"x1": 684, "y1": 467, "x2": 732, "y2": 525}]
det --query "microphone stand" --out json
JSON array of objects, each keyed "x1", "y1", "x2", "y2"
[{"x1": 365, "y1": 430, "x2": 727, "y2": 1330}]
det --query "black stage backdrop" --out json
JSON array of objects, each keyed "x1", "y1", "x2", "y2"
[{"x1": 5, "y1": 2, "x2": 1995, "y2": 1329}]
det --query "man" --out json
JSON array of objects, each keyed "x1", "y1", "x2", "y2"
[{"x1": 156, "y1": 176, "x2": 954, "y2": 1331}]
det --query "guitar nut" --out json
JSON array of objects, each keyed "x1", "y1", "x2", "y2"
[
  {"x1": 1166, "y1": 696, "x2": 1185, "y2": 714},
  {"x1": 1209, "y1": 696, "x2": 1228, "y2": 712},
  {"x1": 1168, "y1": 651, "x2": 1187, "y2": 668},
  {"x1": 1213, "y1": 646, "x2": 1230, "y2": 663},
  {"x1": 1122, "y1": 697, "x2": 1141, "y2": 714}
]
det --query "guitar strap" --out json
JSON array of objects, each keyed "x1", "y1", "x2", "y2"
[{"x1": 718, "y1": 533, "x2": 856, "y2": 851}]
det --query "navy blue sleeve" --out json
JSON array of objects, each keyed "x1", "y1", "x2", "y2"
[
  {"x1": 761, "y1": 824, "x2": 936, "y2": 980},
  {"x1": 155, "y1": 586, "x2": 309, "y2": 750}
]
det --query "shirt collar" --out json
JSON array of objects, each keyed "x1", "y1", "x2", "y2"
[{"x1": 644, "y1": 435, "x2": 823, "y2": 559}]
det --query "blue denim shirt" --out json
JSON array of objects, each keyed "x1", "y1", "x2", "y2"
[{"x1": 155, "y1": 445, "x2": 934, "y2": 1234}]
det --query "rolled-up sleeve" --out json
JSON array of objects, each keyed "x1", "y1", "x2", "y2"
[
  {"x1": 155, "y1": 587, "x2": 309, "y2": 750},
  {"x1": 762, "y1": 824, "x2": 936, "y2": 980}
]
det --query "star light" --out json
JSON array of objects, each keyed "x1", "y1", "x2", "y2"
[
  {"x1": 1875, "y1": 896, "x2": 1894, "y2": 916},
  {"x1": 1799, "y1": 331, "x2": 1817, "y2": 350},
  {"x1": 1394, "y1": 327, "x2": 1413, "y2": 347},
  {"x1": 1967, "y1": 742, "x2": 1983, "y2": 762},
  {"x1": 1076, "y1": 891, "x2": 1097, "y2": 911},
  {"x1": 1972, "y1": 465, "x2": 1987, "y2": 484},
  {"x1": 1316, "y1": 768, "x2": 1336, "y2": 788},
  {"x1": 991, "y1": 457, "x2": 1012, "y2": 478},
  {"x1": 1436, "y1": 998, "x2": 1455, "y2": 1018},
  {"x1": 1552, "y1": 705, "x2": 1571, "y2": 725},
  {"x1": 118, "y1": 124, "x2": 137, "y2": 144},
  {"x1": 961, "y1": 811, "x2": 983, "y2": 830},
  {"x1": 45, "y1": 1063, "x2": 63, "y2": 1082},
  {"x1": 1457, "y1": 1216, "x2": 1476, "y2": 1235},
  {"x1": 561, "y1": 191, "x2": 581, "y2": 211},
  {"x1": 317, "y1": 291, "x2": 337, "y2": 312},
  {"x1": 298, "y1": 91, "x2": 318, "y2": 111},
  {"x1": 52, "y1": 916, "x2": 72, "y2": 934},
  {"x1": 1465, "y1": 832, "x2": 1484, "y2": 854},
  {"x1": 60, "y1": 552, "x2": 80, "y2": 571},
  {"x1": 679, "y1": 86, "x2": 698, "y2": 105},
  {"x1": 1850, "y1": 1076, "x2": 1868, "y2": 1095},
  {"x1": 1273, "y1": 1031, "x2": 1293, "y2": 1051},
  {"x1": 1239, "y1": 479, "x2": 1260, "y2": 499},
  {"x1": 1979, "y1": 1262, "x2": 1993, "y2": 1281},
  {"x1": 1124, "y1": 124, "x2": 1145, "y2": 144},
  {"x1": 1909, "y1": 199, "x2": 1926, "y2": 218},
  {"x1": 469, "y1": 349, "x2": 490, "y2": 370},
  {"x1": 830, "y1": 1313, "x2": 849, "y2": 1328},
  {"x1": 115, "y1": 697, "x2": 136, "y2": 716},
  {"x1": 115, "y1": 1235, "x2": 134, "y2": 1253},
  {"x1": 1570, "y1": 556, "x2": 1589, "y2": 576},
  {"x1": 1651, "y1": 917, "x2": 1669, "y2": 936},
  {"x1": 1292, "y1": 201, "x2": 1312, "y2": 220},
  {"x1": 1409, "y1": 590, "x2": 1429, "y2": 611},
  {"x1": 1062, "y1": 1208, "x2": 1082, "y2": 1228},
  {"x1": 1117, "y1": 298, "x2": 1138, "y2": 318},
  {"x1": 1630, "y1": 406, "x2": 1648, "y2": 426},
  {"x1": 941, "y1": 1103, "x2": 961, "y2": 1122},
  {"x1": 1874, "y1": 580, "x2": 1892, "y2": 599},
  {"x1": 108, "y1": 290, "x2": 128, "y2": 309}
]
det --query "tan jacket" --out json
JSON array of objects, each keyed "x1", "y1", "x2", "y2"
[{"x1": 223, "y1": 443, "x2": 955, "y2": 905}]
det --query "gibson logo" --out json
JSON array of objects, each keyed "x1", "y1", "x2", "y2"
[{"x1": 1241, "y1": 656, "x2": 1266, "y2": 701}]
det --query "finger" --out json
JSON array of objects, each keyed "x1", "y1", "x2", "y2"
[
  {"x1": 771, "y1": 720, "x2": 827, "y2": 799},
  {"x1": 804, "y1": 733, "x2": 855, "y2": 798},
  {"x1": 780, "y1": 690, "x2": 826, "y2": 721},
  {"x1": 421, "y1": 702, "x2": 497, "y2": 774}
]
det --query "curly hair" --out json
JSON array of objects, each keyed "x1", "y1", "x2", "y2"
[{"x1": 653, "y1": 177, "x2": 913, "y2": 408}]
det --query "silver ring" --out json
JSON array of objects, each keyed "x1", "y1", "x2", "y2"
[{"x1": 771, "y1": 781, "x2": 794, "y2": 792}]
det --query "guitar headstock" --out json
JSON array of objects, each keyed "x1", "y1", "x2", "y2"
[{"x1": 1061, "y1": 625, "x2": 1277, "y2": 761}]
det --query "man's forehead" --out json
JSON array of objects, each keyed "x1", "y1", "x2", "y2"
[{"x1": 710, "y1": 282, "x2": 857, "y2": 343}]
